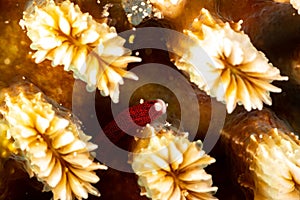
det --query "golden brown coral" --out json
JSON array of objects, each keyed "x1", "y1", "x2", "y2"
[
  {"x1": 131, "y1": 124, "x2": 218, "y2": 200},
  {"x1": 0, "y1": 118, "x2": 18, "y2": 159},
  {"x1": 0, "y1": 83, "x2": 107, "y2": 200}
]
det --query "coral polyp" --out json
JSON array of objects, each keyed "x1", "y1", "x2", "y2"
[
  {"x1": 131, "y1": 124, "x2": 218, "y2": 200},
  {"x1": 221, "y1": 108, "x2": 300, "y2": 200},
  {"x1": 247, "y1": 128, "x2": 300, "y2": 200},
  {"x1": 0, "y1": 83, "x2": 107, "y2": 200},
  {"x1": 19, "y1": 0, "x2": 141, "y2": 103},
  {"x1": 170, "y1": 9, "x2": 288, "y2": 113},
  {"x1": 149, "y1": 0, "x2": 187, "y2": 18},
  {"x1": 290, "y1": 0, "x2": 300, "y2": 13}
]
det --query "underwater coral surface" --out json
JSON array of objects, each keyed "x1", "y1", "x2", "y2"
[{"x1": 1, "y1": 0, "x2": 300, "y2": 200}]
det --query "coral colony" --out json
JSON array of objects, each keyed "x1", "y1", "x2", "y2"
[{"x1": 1, "y1": 0, "x2": 300, "y2": 200}]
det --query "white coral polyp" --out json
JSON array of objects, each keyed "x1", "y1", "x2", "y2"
[
  {"x1": 248, "y1": 129, "x2": 300, "y2": 200},
  {"x1": 150, "y1": 0, "x2": 186, "y2": 18},
  {"x1": 19, "y1": 0, "x2": 141, "y2": 103},
  {"x1": 291, "y1": 0, "x2": 300, "y2": 14},
  {"x1": 173, "y1": 17, "x2": 288, "y2": 114},
  {"x1": 80, "y1": 33, "x2": 140, "y2": 102},
  {"x1": 131, "y1": 125, "x2": 218, "y2": 200},
  {"x1": 1, "y1": 91, "x2": 107, "y2": 200}
]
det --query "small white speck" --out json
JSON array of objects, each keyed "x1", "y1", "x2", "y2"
[
  {"x1": 135, "y1": 51, "x2": 140, "y2": 56},
  {"x1": 4, "y1": 58, "x2": 11, "y2": 65},
  {"x1": 154, "y1": 102, "x2": 162, "y2": 111},
  {"x1": 132, "y1": 5, "x2": 138, "y2": 11},
  {"x1": 4, "y1": 20, "x2": 9, "y2": 24},
  {"x1": 139, "y1": 99, "x2": 144, "y2": 104},
  {"x1": 165, "y1": 121, "x2": 171, "y2": 127}
]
